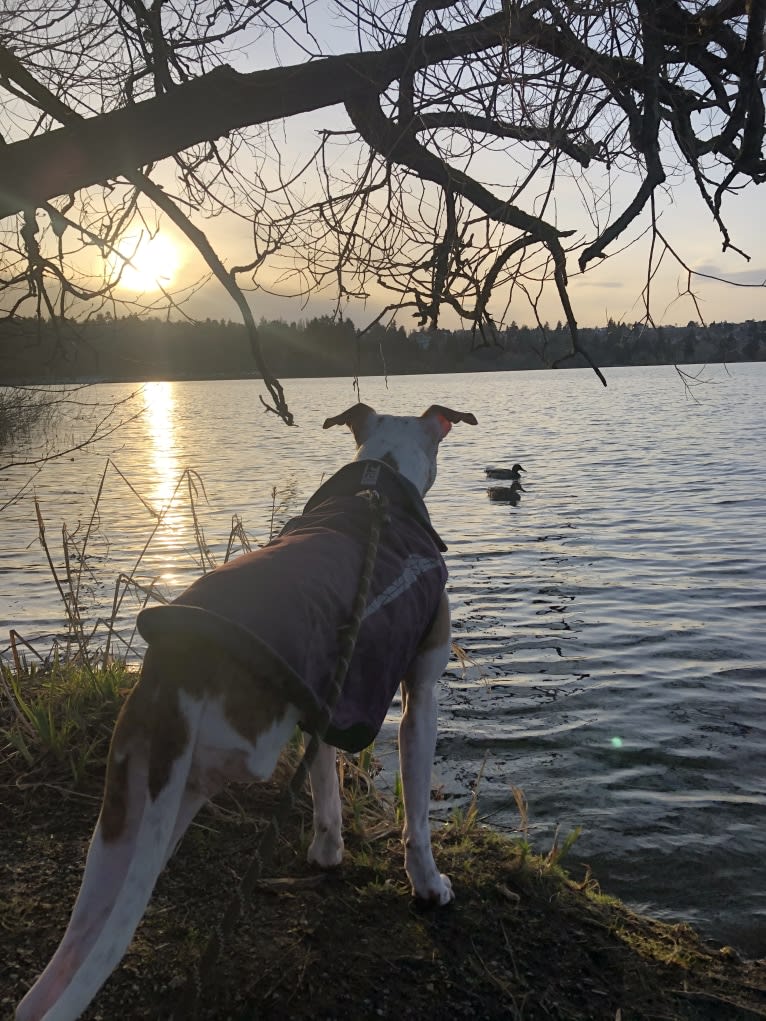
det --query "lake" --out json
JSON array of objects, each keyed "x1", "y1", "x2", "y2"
[{"x1": 2, "y1": 365, "x2": 765, "y2": 957}]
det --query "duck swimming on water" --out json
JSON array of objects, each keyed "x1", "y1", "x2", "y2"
[{"x1": 485, "y1": 462, "x2": 525, "y2": 480}]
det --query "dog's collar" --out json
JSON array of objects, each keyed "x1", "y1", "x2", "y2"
[{"x1": 303, "y1": 459, "x2": 447, "y2": 552}]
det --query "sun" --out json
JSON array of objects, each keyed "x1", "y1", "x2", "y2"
[{"x1": 111, "y1": 232, "x2": 181, "y2": 292}]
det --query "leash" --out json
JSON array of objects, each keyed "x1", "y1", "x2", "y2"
[{"x1": 172, "y1": 489, "x2": 387, "y2": 1019}]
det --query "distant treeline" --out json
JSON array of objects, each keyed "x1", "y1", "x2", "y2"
[{"x1": 1, "y1": 314, "x2": 764, "y2": 384}]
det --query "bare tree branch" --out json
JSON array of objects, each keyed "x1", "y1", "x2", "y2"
[{"x1": 0, "y1": 0, "x2": 762, "y2": 396}]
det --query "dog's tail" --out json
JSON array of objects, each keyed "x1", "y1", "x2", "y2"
[{"x1": 16, "y1": 647, "x2": 205, "y2": 1021}]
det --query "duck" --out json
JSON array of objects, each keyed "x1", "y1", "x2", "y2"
[
  {"x1": 487, "y1": 480, "x2": 525, "y2": 504},
  {"x1": 485, "y1": 462, "x2": 525, "y2": 480}
]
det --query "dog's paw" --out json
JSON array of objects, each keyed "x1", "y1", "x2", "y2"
[
  {"x1": 413, "y1": 872, "x2": 454, "y2": 906},
  {"x1": 405, "y1": 840, "x2": 454, "y2": 905},
  {"x1": 307, "y1": 831, "x2": 344, "y2": 869}
]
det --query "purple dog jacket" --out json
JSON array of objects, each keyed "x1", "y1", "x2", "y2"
[{"x1": 137, "y1": 461, "x2": 448, "y2": 752}]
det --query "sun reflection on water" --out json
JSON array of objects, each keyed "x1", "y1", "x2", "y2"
[
  {"x1": 144, "y1": 381, "x2": 178, "y2": 509},
  {"x1": 142, "y1": 382, "x2": 185, "y2": 585}
]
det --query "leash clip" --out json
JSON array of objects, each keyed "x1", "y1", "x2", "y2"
[{"x1": 356, "y1": 488, "x2": 391, "y2": 523}]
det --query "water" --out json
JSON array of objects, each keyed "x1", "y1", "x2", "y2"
[{"x1": 2, "y1": 365, "x2": 765, "y2": 956}]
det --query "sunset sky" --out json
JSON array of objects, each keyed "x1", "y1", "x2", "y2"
[
  {"x1": 97, "y1": 12, "x2": 766, "y2": 333},
  {"x1": 138, "y1": 142, "x2": 765, "y2": 332}
]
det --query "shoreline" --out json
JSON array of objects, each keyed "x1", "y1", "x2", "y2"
[
  {"x1": 2, "y1": 663, "x2": 765, "y2": 1019},
  {"x1": 2, "y1": 355, "x2": 765, "y2": 387}
]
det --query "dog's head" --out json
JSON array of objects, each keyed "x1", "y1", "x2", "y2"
[{"x1": 323, "y1": 403, "x2": 477, "y2": 495}]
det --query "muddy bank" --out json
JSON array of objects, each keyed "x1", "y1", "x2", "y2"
[{"x1": 3, "y1": 758, "x2": 765, "y2": 1020}]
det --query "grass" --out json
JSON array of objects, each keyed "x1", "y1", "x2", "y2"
[{"x1": 0, "y1": 657, "x2": 131, "y2": 783}]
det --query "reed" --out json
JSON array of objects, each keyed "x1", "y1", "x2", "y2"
[
  {"x1": 6, "y1": 457, "x2": 286, "y2": 671},
  {"x1": 0, "y1": 385, "x2": 54, "y2": 447},
  {"x1": 0, "y1": 460, "x2": 299, "y2": 780}
]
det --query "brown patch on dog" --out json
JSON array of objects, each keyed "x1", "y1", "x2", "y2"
[
  {"x1": 379, "y1": 451, "x2": 400, "y2": 473},
  {"x1": 421, "y1": 405, "x2": 478, "y2": 426},
  {"x1": 100, "y1": 655, "x2": 158, "y2": 842},
  {"x1": 99, "y1": 638, "x2": 289, "y2": 842},
  {"x1": 323, "y1": 403, "x2": 376, "y2": 445},
  {"x1": 417, "y1": 592, "x2": 450, "y2": 653},
  {"x1": 100, "y1": 751, "x2": 132, "y2": 843},
  {"x1": 219, "y1": 657, "x2": 288, "y2": 744},
  {"x1": 147, "y1": 682, "x2": 190, "y2": 800}
]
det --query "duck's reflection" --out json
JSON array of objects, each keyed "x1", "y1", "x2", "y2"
[{"x1": 487, "y1": 480, "x2": 525, "y2": 506}]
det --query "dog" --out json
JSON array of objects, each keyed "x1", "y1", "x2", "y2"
[{"x1": 16, "y1": 401, "x2": 477, "y2": 1021}]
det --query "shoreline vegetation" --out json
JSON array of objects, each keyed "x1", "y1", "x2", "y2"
[
  {"x1": 0, "y1": 386, "x2": 54, "y2": 446},
  {"x1": 1, "y1": 315, "x2": 765, "y2": 385},
  {"x1": 2, "y1": 662, "x2": 766, "y2": 1021}
]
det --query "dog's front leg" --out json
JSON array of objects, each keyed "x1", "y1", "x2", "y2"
[
  {"x1": 306, "y1": 739, "x2": 344, "y2": 868},
  {"x1": 399, "y1": 593, "x2": 454, "y2": 905}
]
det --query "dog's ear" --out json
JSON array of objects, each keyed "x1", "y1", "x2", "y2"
[
  {"x1": 421, "y1": 405, "x2": 478, "y2": 438},
  {"x1": 323, "y1": 403, "x2": 376, "y2": 445}
]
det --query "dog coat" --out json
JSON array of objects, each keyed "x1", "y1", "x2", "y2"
[{"x1": 137, "y1": 460, "x2": 448, "y2": 752}]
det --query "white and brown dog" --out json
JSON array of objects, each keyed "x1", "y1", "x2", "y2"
[{"x1": 16, "y1": 402, "x2": 477, "y2": 1021}]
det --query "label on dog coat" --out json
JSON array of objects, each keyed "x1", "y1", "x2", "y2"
[
  {"x1": 359, "y1": 462, "x2": 381, "y2": 486},
  {"x1": 138, "y1": 461, "x2": 448, "y2": 752}
]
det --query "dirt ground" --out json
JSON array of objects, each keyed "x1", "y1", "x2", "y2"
[{"x1": 3, "y1": 756, "x2": 766, "y2": 1021}]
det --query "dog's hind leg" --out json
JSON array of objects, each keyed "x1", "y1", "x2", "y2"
[
  {"x1": 17, "y1": 647, "x2": 297, "y2": 1021},
  {"x1": 16, "y1": 652, "x2": 206, "y2": 1021},
  {"x1": 306, "y1": 739, "x2": 344, "y2": 868},
  {"x1": 399, "y1": 593, "x2": 454, "y2": 906}
]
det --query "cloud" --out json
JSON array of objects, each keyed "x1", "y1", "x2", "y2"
[
  {"x1": 692, "y1": 264, "x2": 766, "y2": 286},
  {"x1": 571, "y1": 278, "x2": 624, "y2": 289}
]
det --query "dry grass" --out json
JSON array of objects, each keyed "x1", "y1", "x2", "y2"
[{"x1": 0, "y1": 385, "x2": 54, "y2": 447}]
